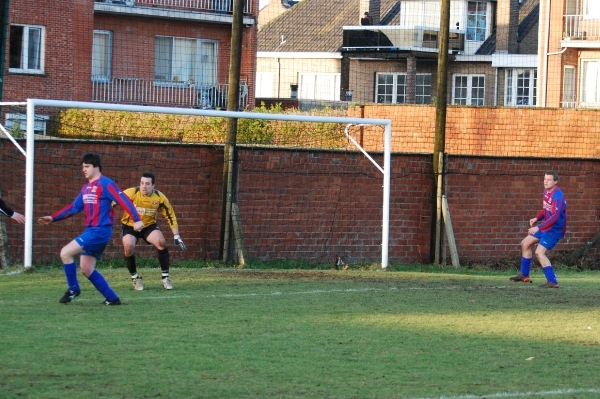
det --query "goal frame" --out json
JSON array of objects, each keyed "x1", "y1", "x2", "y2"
[{"x1": 23, "y1": 99, "x2": 392, "y2": 268}]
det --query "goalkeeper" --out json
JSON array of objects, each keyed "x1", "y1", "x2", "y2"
[{"x1": 119, "y1": 172, "x2": 187, "y2": 291}]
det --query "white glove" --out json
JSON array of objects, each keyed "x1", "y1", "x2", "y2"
[{"x1": 174, "y1": 234, "x2": 187, "y2": 251}]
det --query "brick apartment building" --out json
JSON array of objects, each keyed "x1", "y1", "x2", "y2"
[
  {"x1": 538, "y1": 0, "x2": 600, "y2": 108},
  {"x1": 258, "y1": 0, "x2": 540, "y2": 108},
  {"x1": 0, "y1": 0, "x2": 258, "y2": 122}
]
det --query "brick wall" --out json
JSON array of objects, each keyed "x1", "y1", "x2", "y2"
[
  {"x1": 349, "y1": 104, "x2": 600, "y2": 158},
  {"x1": 2, "y1": 105, "x2": 600, "y2": 267}
]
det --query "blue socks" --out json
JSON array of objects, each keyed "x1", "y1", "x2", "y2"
[
  {"x1": 543, "y1": 266, "x2": 558, "y2": 284},
  {"x1": 88, "y1": 270, "x2": 119, "y2": 302},
  {"x1": 520, "y1": 257, "x2": 532, "y2": 277},
  {"x1": 63, "y1": 262, "x2": 80, "y2": 292}
]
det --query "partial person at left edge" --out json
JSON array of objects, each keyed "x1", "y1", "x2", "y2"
[
  {"x1": 38, "y1": 153, "x2": 144, "y2": 306},
  {"x1": 0, "y1": 198, "x2": 25, "y2": 224}
]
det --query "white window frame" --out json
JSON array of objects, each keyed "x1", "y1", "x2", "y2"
[
  {"x1": 255, "y1": 72, "x2": 273, "y2": 98},
  {"x1": 92, "y1": 30, "x2": 112, "y2": 83},
  {"x1": 452, "y1": 74, "x2": 485, "y2": 105},
  {"x1": 375, "y1": 73, "x2": 407, "y2": 104},
  {"x1": 298, "y1": 73, "x2": 340, "y2": 101},
  {"x1": 580, "y1": 59, "x2": 600, "y2": 107},
  {"x1": 9, "y1": 24, "x2": 45, "y2": 74},
  {"x1": 154, "y1": 35, "x2": 219, "y2": 88},
  {"x1": 562, "y1": 66, "x2": 576, "y2": 108},
  {"x1": 583, "y1": 0, "x2": 600, "y2": 19},
  {"x1": 466, "y1": 1, "x2": 487, "y2": 42},
  {"x1": 504, "y1": 68, "x2": 537, "y2": 106},
  {"x1": 416, "y1": 73, "x2": 432, "y2": 104}
]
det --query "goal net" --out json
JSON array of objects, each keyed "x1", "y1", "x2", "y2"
[{"x1": 0, "y1": 100, "x2": 391, "y2": 269}]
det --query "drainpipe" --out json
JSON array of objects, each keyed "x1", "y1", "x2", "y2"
[
  {"x1": 0, "y1": 0, "x2": 10, "y2": 100},
  {"x1": 494, "y1": 67, "x2": 498, "y2": 106},
  {"x1": 541, "y1": 0, "x2": 551, "y2": 107},
  {"x1": 276, "y1": 57, "x2": 280, "y2": 97}
]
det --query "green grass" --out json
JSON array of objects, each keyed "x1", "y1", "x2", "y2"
[{"x1": 0, "y1": 266, "x2": 599, "y2": 398}]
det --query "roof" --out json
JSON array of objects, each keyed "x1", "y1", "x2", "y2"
[{"x1": 258, "y1": 0, "x2": 400, "y2": 52}]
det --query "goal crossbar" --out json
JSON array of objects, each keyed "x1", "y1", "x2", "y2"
[{"x1": 23, "y1": 99, "x2": 392, "y2": 268}]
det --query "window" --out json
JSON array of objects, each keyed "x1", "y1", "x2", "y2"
[
  {"x1": 255, "y1": 72, "x2": 273, "y2": 98},
  {"x1": 154, "y1": 36, "x2": 218, "y2": 85},
  {"x1": 452, "y1": 74, "x2": 485, "y2": 105},
  {"x1": 400, "y1": 1, "x2": 439, "y2": 27},
  {"x1": 9, "y1": 25, "x2": 44, "y2": 74},
  {"x1": 505, "y1": 69, "x2": 537, "y2": 106},
  {"x1": 562, "y1": 66, "x2": 576, "y2": 108},
  {"x1": 298, "y1": 73, "x2": 340, "y2": 101},
  {"x1": 92, "y1": 31, "x2": 112, "y2": 82},
  {"x1": 376, "y1": 73, "x2": 406, "y2": 104},
  {"x1": 416, "y1": 74, "x2": 432, "y2": 104},
  {"x1": 466, "y1": 1, "x2": 486, "y2": 41},
  {"x1": 580, "y1": 60, "x2": 600, "y2": 107},
  {"x1": 584, "y1": 0, "x2": 600, "y2": 19}
]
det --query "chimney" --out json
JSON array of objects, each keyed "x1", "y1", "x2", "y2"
[
  {"x1": 360, "y1": 0, "x2": 380, "y2": 25},
  {"x1": 496, "y1": 0, "x2": 519, "y2": 53}
]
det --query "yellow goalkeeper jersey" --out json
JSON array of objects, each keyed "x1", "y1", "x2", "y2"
[{"x1": 120, "y1": 187, "x2": 178, "y2": 228}]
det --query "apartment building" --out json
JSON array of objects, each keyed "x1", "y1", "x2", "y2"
[
  {"x1": 257, "y1": 0, "x2": 540, "y2": 107},
  {"x1": 1, "y1": 0, "x2": 258, "y2": 113},
  {"x1": 538, "y1": 0, "x2": 600, "y2": 108}
]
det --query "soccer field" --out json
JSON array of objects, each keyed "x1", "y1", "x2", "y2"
[{"x1": 0, "y1": 267, "x2": 599, "y2": 399}]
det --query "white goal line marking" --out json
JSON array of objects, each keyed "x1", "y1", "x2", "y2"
[
  {"x1": 0, "y1": 285, "x2": 510, "y2": 305},
  {"x1": 411, "y1": 388, "x2": 600, "y2": 399}
]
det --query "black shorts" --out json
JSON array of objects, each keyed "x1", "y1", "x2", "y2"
[{"x1": 122, "y1": 223, "x2": 161, "y2": 244}]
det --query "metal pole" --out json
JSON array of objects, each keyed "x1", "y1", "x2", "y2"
[
  {"x1": 24, "y1": 100, "x2": 35, "y2": 267},
  {"x1": 381, "y1": 123, "x2": 391, "y2": 269}
]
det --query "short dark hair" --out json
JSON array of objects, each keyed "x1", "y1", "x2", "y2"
[
  {"x1": 142, "y1": 172, "x2": 155, "y2": 185},
  {"x1": 81, "y1": 153, "x2": 102, "y2": 172},
  {"x1": 545, "y1": 170, "x2": 559, "y2": 181}
]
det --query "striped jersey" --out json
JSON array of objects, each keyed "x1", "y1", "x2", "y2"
[
  {"x1": 120, "y1": 187, "x2": 178, "y2": 229},
  {"x1": 535, "y1": 186, "x2": 567, "y2": 236},
  {"x1": 52, "y1": 175, "x2": 141, "y2": 227}
]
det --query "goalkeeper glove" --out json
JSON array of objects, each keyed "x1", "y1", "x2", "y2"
[{"x1": 174, "y1": 234, "x2": 187, "y2": 251}]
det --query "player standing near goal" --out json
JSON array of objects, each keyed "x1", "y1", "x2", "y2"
[
  {"x1": 39, "y1": 153, "x2": 144, "y2": 305},
  {"x1": 119, "y1": 172, "x2": 186, "y2": 291},
  {"x1": 0, "y1": 198, "x2": 25, "y2": 224},
  {"x1": 510, "y1": 170, "x2": 566, "y2": 288}
]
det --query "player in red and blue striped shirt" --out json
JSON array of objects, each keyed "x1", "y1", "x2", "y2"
[
  {"x1": 39, "y1": 153, "x2": 145, "y2": 305},
  {"x1": 510, "y1": 170, "x2": 567, "y2": 288}
]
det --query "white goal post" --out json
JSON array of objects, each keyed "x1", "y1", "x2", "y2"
[{"x1": 23, "y1": 99, "x2": 392, "y2": 268}]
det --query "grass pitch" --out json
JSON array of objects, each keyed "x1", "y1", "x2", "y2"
[{"x1": 0, "y1": 266, "x2": 599, "y2": 399}]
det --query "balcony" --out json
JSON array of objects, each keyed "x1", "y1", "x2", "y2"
[
  {"x1": 342, "y1": 26, "x2": 465, "y2": 54},
  {"x1": 563, "y1": 15, "x2": 600, "y2": 45},
  {"x1": 95, "y1": 0, "x2": 256, "y2": 24},
  {"x1": 91, "y1": 77, "x2": 249, "y2": 110}
]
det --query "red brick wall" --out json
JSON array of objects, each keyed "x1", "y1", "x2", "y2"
[{"x1": 2, "y1": 140, "x2": 600, "y2": 267}]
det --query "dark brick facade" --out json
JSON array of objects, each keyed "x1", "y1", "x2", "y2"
[{"x1": 1, "y1": 139, "x2": 600, "y2": 267}]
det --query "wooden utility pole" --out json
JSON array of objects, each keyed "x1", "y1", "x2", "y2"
[
  {"x1": 432, "y1": 0, "x2": 450, "y2": 264},
  {"x1": 220, "y1": 0, "x2": 245, "y2": 264}
]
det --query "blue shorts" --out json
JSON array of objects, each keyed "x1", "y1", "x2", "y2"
[
  {"x1": 533, "y1": 229, "x2": 564, "y2": 251},
  {"x1": 74, "y1": 226, "x2": 113, "y2": 260}
]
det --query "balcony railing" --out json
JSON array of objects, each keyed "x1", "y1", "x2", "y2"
[
  {"x1": 564, "y1": 15, "x2": 600, "y2": 40},
  {"x1": 91, "y1": 77, "x2": 249, "y2": 110},
  {"x1": 342, "y1": 26, "x2": 465, "y2": 53},
  {"x1": 95, "y1": 0, "x2": 254, "y2": 15}
]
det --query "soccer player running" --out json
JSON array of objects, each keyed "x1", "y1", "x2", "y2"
[
  {"x1": 0, "y1": 198, "x2": 25, "y2": 224},
  {"x1": 39, "y1": 153, "x2": 144, "y2": 305},
  {"x1": 119, "y1": 172, "x2": 186, "y2": 291},
  {"x1": 510, "y1": 170, "x2": 566, "y2": 288}
]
